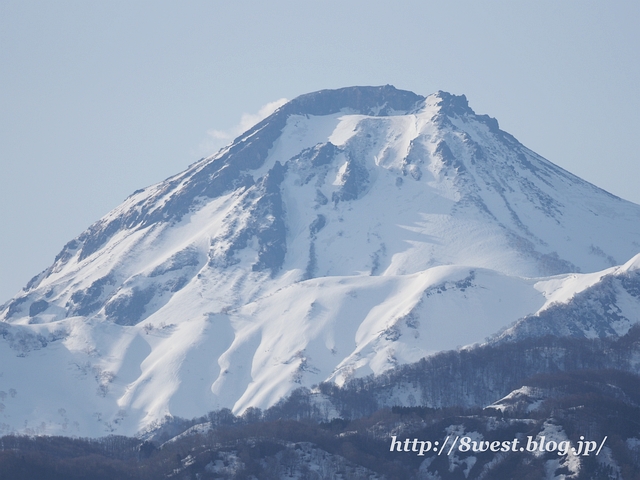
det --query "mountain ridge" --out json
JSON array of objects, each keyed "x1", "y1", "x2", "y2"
[{"x1": 1, "y1": 85, "x2": 640, "y2": 437}]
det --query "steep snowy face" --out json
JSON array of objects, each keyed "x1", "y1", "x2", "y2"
[
  {"x1": 2, "y1": 85, "x2": 640, "y2": 437},
  {"x1": 7, "y1": 86, "x2": 639, "y2": 325},
  {"x1": 494, "y1": 252, "x2": 640, "y2": 343}
]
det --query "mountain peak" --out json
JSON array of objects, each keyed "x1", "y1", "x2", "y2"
[
  {"x1": 283, "y1": 84, "x2": 425, "y2": 117},
  {"x1": 429, "y1": 90, "x2": 473, "y2": 116}
]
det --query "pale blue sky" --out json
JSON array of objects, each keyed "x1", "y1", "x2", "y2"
[{"x1": 1, "y1": 1, "x2": 639, "y2": 301}]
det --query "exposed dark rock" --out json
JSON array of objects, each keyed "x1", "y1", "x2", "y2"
[
  {"x1": 331, "y1": 156, "x2": 370, "y2": 203},
  {"x1": 314, "y1": 189, "x2": 328, "y2": 205},
  {"x1": 105, "y1": 286, "x2": 156, "y2": 326},
  {"x1": 78, "y1": 217, "x2": 126, "y2": 261},
  {"x1": 150, "y1": 247, "x2": 201, "y2": 277},
  {"x1": 434, "y1": 140, "x2": 465, "y2": 173},
  {"x1": 304, "y1": 243, "x2": 317, "y2": 281},
  {"x1": 251, "y1": 161, "x2": 288, "y2": 274},
  {"x1": 24, "y1": 269, "x2": 48, "y2": 291},
  {"x1": 4, "y1": 296, "x2": 29, "y2": 319},
  {"x1": 206, "y1": 161, "x2": 288, "y2": 275},
  {"x1": 69, "y1": 274, "x2": 117, "y2": 317},
  {"x1": 53, "y1": 239, "x2": 80, "y2": 264},
  {"x1": 284, "y1": 84, "x2": 424, "y2": 117},
  {"x1": 433, "y1": 91, "x2": 474, "y2": 117},
  {"x1": 292, "y1": 142, "x2": 338, "y2": 170},
  {"x1": 28, "y1": 299, "x2": 48, "y2": 317},
  {"x1": 309, "y1": 215, "x2": 326, "y2": 236}
]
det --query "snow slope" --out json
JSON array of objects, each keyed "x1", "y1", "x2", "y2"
[{"x1": 2, "y1": 85, "x2": 640, "y2": 437}]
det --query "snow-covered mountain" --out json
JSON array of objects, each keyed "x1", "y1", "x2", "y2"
[{"x1": 2, "y1": 85, "x2": 640, "y2": 437}]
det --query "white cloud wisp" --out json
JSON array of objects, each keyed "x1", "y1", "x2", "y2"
[{"x1": 198, "y1": 98, "x2": 288, "y2": 157}]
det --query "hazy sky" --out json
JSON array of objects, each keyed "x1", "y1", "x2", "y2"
[{"x1": 1, "y1": 1, "x2": 639, "y2": 302}]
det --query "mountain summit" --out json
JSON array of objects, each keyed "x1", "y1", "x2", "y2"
[{"x1": 2, "y1": 86, "x2": 640, "y2": 436}]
